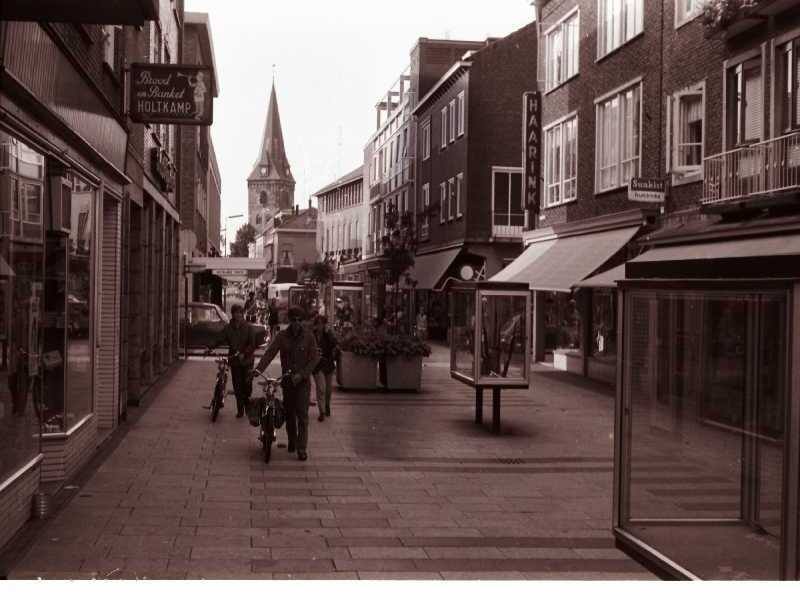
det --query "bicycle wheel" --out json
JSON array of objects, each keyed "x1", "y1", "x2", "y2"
[
  {"x1": 211, "y1": 381, "x2": 223, "y2": 422},
  {"x1": 261, "y1": 408, "x2": 274, "y2": 463}
]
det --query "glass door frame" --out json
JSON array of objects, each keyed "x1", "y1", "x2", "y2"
[{"x1": 612, "y1": 279, "x2": 799, "y2": 580}]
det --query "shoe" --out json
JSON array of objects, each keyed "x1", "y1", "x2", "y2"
[
  {"x1": 325, "y1": 410, "x2": 330, "y2": 417},
  {"x1": 318, "y1": 414, "x2": 325, "y2": 422},
  {"x1": 287, "y1": 442, "x2": 296, "y2": 453},
  {"x1": 297, "y1": 451, "x2": 308, "y2": 461}
]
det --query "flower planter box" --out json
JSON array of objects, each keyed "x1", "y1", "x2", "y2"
[
  {"x1": 384, "y1": 355, "x2": 422, "y2": 392},
  {"x1": 337, "y1": 351, "x2": 378, "y2": 390}
]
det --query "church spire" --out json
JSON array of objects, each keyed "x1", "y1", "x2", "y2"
[{"x1": 250, "y1": 83, "x2": 294, "y2": 183}]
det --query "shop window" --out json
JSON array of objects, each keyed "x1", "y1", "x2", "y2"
[
  {"x1": 0, "y1": 132, "x2": 45, "y2": 485},
  {"x1": 591, "y1": 289, "x2": 616, "y2": 361},
  {"x1": 621, "y1": 290, "x2": 788, "y2": 580},
  {"x1": 543, "y1": 291, "x2": 582, "y2": 354}
]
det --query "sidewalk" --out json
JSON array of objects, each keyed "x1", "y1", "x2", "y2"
[{"x1": 6, "y1": 343, "x2": 656, "y2": 580}]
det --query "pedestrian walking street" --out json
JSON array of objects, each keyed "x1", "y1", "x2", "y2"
[{"x1": 6, "y1": 345, "x2": 656, "y2": 580}]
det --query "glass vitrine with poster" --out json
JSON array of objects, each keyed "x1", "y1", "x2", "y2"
[
  {"x1": 449, "y1": 281, "x2": 531, "y2": 433},
  {"x1": 327, "y1": 281, "x2": 363, "y2": 332}
]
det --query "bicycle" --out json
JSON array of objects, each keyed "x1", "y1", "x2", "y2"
[
  {"x1": 250, "y1": 371, "x2": 291, "y2": 463},
  {"x1": 205, "y1": 353, "x2": 229, "y2": 422}
]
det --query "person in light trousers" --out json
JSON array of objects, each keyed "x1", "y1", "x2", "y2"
[{"x1": 312, "y1": 314, "x2": 339, "y2": 421}]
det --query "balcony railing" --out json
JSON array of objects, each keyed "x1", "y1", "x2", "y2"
[
  {"x1": 702, "y1": 132, "x2": 800, "y2": 205},
  {"x1": 492, "y1": 211, "x2": 527, "y2": 238}
]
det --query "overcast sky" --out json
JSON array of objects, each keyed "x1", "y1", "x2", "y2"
[{"x1": 184, "y1": 0, "x2": 535, "y2": 244}]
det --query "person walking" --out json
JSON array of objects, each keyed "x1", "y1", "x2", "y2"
[
  {"x1": 312, "y1": 314, "x2": 339, "y2": 422},
  {"x1": 207, "y1": 304, "x2": 258, "y2": 418},
  {"x1": 267, "y1": 299, "x2": 280, "y2": 339},
  {"x1": 253, "y1": 306, "x2": 319, "y2": 461},
  {"x1": 244, "y1": 292, "x2": 257, "y2": 323}
]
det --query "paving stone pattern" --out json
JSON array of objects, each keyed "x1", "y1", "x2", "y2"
[{"x1": 9, "y1": 345, "x2": 656, "y2": 580}]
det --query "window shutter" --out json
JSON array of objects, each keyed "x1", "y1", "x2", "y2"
[{"x1": 744, "y1": 60, "x2": 763, "y2": 141}]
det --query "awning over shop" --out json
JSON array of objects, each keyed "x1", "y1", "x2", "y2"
[
  {"x1": 492, "y1": 226, "x2": 640, "y2": 292},
  {"x1": 574, "y1": 263, "x2": 626, "y2": 288},
  {"x1": 413, "y1": 247, "x2": 462, "y2": 290},
  {"x1": 627, "y1": 231, "x2": 800, "y2": 279},
  {"x1": 491, "y1": 237, "x2": 556, "y2": 283}
]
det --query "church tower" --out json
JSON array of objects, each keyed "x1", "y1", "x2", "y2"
[{"x1": 248, "y1": 83, "x2": 295, "y2": 234}]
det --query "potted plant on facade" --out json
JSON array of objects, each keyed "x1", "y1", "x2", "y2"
[
  {"x1": 702, "y1": 0, "x2": 763, "y2": 37},
  {"x1": 336, "y1": 329, "x2": 382, "y2": 390},
  {"x1": 381, "y1": 333, "x2": 431, "y2": 392}
]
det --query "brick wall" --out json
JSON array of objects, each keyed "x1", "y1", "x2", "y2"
[
  {"x1": 0, "y1": 461, "x2": 40, "y2": 550},
  {"x1": 537, "y1": 0, "x2": 664, "y2": 227},
  {"x1": 41, "y1": 416, "x2": 98, "y2": 483},
  {"x1": 468, "y1": 21, "x2": 538, "y2": 239}
]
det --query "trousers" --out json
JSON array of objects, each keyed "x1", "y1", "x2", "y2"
[
  {"x1": 283, "y1": 380, "x2": 310, "y2": 451},
  {"x1": 313, "y1": 370, "x2": 333, "y2": 416},
  {"x1": 230, "y1": 363, "x2": 252, "y2": 414}
]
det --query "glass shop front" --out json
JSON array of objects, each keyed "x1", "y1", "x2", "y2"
[
  {"x1": 614, "y1": 229, "x2": 800, "y2": 579},
  {"x1": 0, "y1": 130, "x2": 97, "y2": 487}
]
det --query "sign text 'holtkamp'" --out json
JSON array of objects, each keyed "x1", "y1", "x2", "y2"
[{"x1": 130, "y1": 63, "x2": 213, "y2": 126}]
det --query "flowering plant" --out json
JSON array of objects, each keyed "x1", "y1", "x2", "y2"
[
  {"x1": 338, "y1": 330, "x2": 431, "y2": 359},
  {"x1": 702, "y1": 0, "x2": 762, "y2": 34}
]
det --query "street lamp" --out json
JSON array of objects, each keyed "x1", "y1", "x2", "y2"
[{"x1": 222, "y1": 214, "x2": 244, "y2": 256}]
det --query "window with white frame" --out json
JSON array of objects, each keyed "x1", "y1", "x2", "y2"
[
  {"x1": 441, "y1": 106, "x2": 448, "y2": 149},
  {"x1": 457, "y1": 91, "x2": 465, "y2": 136},
  {"x1": 422, "y1": 120, "x2": 431, "y2": 160},
  {"x1": 545, "y1": 9, "x2": 579, "y2": 91},
  {"x1": 727, "y1": 57, "x2": 762, "y2": 146},
  {"x1": 492, "y1": 168, "x2": 524, "y2": 227},
  {"x1": 596, "y1": 82, "x2": 641, "y2": 192},
  {"x1": 21, "y1": 182, "x2": 42, "y2": 225},
  {"x1": 439, "y1": 181, "x2": 446, "y2": 223},
  {"x1": 421, "y1": 183, "x2": 430, "y2": 238},
  {"x1": 544, "y1": 115, "x2": 578, "y2": 207},
  {"x1": 675, "y1": 0, "x2": 704, "y2": 27},
  {"x1": 598, "y1": 0, "x2": 643, "y2": 59},
  {"x1": 668, "y1": 83, "x2": 704, "y2": 173},
  {"x1": 449, "y1": 99, "x2": 456, "y2": 143},
  {"x1": 456, "y1": 173, "x2": 463, "y2": 217}
]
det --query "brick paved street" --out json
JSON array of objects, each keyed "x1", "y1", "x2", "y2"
[{"x1": 7, "y1": 345, "x2": 656, "y2": 580}]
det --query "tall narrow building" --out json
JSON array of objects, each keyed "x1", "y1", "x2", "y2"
[{"x1": 248, "y1": 83, "x2": 295, "y2": 234}]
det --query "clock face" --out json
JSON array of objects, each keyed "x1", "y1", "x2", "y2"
[{"x1": 260, "y1": 166, "x2": 267, "y2": 175}]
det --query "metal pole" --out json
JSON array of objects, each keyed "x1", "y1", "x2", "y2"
[
  {"x1": 183, "y1": 254, "x2": 189, "y2": 360},
  {"x1": 492, "y1": 388, "x2": 501, "y2": 435}
]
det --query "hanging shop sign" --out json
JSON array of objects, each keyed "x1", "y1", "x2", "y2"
[
  {"x1": 628, "y1": 178, "x2": 668, "y2": 203},
  {"x1": 130, "y1": 63, "x2": 214, "y2": 126},
  {"x1": 213, "y1": 269, "x2": 248, "y2": 277},
  {"x1": 523, "y1": 91, "x2": 542, "y2": 215}
]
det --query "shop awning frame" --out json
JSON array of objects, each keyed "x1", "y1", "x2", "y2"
[{"x1": 412, "y1": 246, "x2": 463, "y2": 290}]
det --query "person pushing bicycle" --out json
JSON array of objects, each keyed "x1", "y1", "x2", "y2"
[
  {"x1": 207, "y1": 304, "x2": 258, "y2": 418},
  {"x1": 252, "y1": 306, "x2": 319, "y2": 461}
]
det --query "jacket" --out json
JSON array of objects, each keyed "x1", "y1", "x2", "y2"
[
  {"x1": 255, "y1": 325, "x2": 320, "y2": 384},
  {"x1": 313, "y1": 328, "x2": 339, "y2": 375},
  {"x1": 213, "y1": 320, "x2": 258, "y2": 367}
]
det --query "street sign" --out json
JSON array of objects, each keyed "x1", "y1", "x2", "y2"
[
  {"x1": 129, "y1": 63, "x2": 213, "y2": 126},
  {"x1": 628, "y1": 178, "x2": 668, "y2": 203},
  {"x1": 213, "y1": 269, "x2": 248, "y2": 277}
]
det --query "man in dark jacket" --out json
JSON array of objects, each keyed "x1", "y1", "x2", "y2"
[
  {"x1": 208, "y1": 304, "x2": 258, "y2": 418},
  {"x1": 312, "y1": 314, "x2": 338, "y2": 422},
  {"x1": 253, "y1": 306, "x2": 319, "y2": 461}
]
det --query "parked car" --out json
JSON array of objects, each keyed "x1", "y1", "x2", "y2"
[{"x1": 179, "y1": 302, "x2": 267, "y2": 349}]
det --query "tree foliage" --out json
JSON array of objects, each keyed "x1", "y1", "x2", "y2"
[{"x1": 229, "y1": 222, "x2": 257, "y2": 257}]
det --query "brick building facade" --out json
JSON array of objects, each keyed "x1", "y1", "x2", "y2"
[{"x1": 412, "y1": 23, "x2": 538, "y2": 340}]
